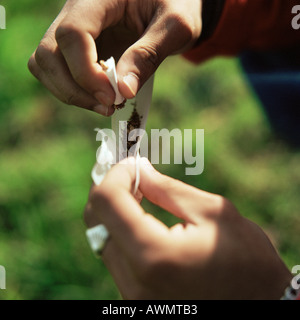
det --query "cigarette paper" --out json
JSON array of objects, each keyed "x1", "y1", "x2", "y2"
[
  {"x1": 92, "y1": 57, "x2": 154, "y2": 193},
  {"x1": 100, "y1": 57, "x2": 124, "y2": 106}
]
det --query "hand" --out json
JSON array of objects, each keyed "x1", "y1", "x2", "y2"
[
  {"x1": 28, "y1": 0, "x2": 202, "y2": 116},
  {"x1": 84, "y1": 157, "x2": 292, "y2": 300}
]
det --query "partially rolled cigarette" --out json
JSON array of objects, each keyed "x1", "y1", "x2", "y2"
[{"x1": 92, "y1": 56, "x2": 154, "y2": 193}]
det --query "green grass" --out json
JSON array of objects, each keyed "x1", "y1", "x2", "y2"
[{"x1": 0, "y1": 0, "x2": 299, "y2": 300}]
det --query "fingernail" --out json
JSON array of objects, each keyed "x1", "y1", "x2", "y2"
[
  {"x1": 94, "y1": 91, "x2": 113, "y2": 107},
  {"x1": 123, "y1": 73, "x2": 139, "y2": 97},
  {"x1": 94, "y1": 104, "x2": 115, "y2": 117}
]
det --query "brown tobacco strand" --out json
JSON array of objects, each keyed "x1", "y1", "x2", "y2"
[
  {"x1": 114, "y1": 99, "x2": 127, "y2": 110},
  {"x1": 99, "y1": 60, "x2": 108, "y2": 71},
  {"x1": 127, "y1": 108, "x2": 141, "y2": 152}
]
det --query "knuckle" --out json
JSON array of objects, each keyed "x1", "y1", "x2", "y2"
[
  {"x1": 60, "y1": 86, "x2": 96, "y2": 109},
  {"x1": 176, "y1": 19, "x2": 196, "y2": 42},
  {"x1": 168, "y1": 10, "x2": 200, "y2": 43},
  {"x1": 60, "y1": 86, "x2": 95, "y2": 109},
  {"x1": 83, "y1": 202, "x2": 94, "y2": 226},
  {"x1": 213, "y1": 195, "x2": 238, "y2": 220},
  {"x1": 134, "y1": 45, "x2": 160, "y2": 72},
  {"x1": 55, "y1": 24, "x2": 80, "y2": 48},
  {"x1": 83, "y1": 188, "x2": 109, "y2": 225},
  {"x1": 34, "y1": 42, "x2": 52, "y2": 70},
  {"x1": 62, "y1": 90, "x2": 80, "y2": 106},
  {"x1": 63, "y1": 94, "x2": 76, "y2": 106},
  {"x1": 89, "y1": 185, "x2": 113, "y2": 209},
  {"x1": 83, "y1": 185, "x2": 114, "y2": 226},
  {"x1": 27, "y1": 55, "x2": 38, "y2": 76}
]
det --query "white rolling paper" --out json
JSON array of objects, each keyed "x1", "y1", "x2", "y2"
[{"x1": 92, "y1": 57, "x2": 154, "y2": 194}]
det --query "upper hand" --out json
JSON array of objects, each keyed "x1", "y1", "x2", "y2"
[{"x1": 28, "y1": 0, "x2": 203, "y2": 116}]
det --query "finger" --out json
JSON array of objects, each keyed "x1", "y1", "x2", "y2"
[
  {"x1": 28, "y1": 53, "x2": 71, "y2": 103},
  {"x1": 28, "y1": 1, "x2": 113, "y2": 115},
  {"x1": 117, "y1": 4, "x2": 201, "y2": 98},
  {"x1": 85, "y1": 158, "x2": 169, "y2": 256},
  {"x1": 138, "y1": 158, "x2": 227, "y2": 224},
  {"x1": 29, "y1": 48, "x2": 115, "y2": 116},
  {"x1": 55, "y1": 0, "x2": 125, "y2": 107},
  {"x1": 84, "y1": 193, "x2": 142, "y2": 299}
]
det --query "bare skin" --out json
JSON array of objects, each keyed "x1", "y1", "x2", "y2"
[
  {"x1": 84, "y1": 158, "x2": 292, "y2": 300},
  {"x1": 28, "y1": 0, "x2": 202, "y2": 116},
  {"x1": 28, "y1": 0, "x2": 292, "y2": 299}
]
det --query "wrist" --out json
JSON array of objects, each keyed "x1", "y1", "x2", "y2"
[{"x1": 199, "y1": 0, "x2": 225, "y2": 43}]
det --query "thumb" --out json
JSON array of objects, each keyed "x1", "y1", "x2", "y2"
[{"x1": 117, "y1": 9, "x2": 201, "y2": 98}]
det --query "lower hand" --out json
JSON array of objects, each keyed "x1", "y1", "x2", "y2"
[{"x1": 84, "y1": 157, "x2": 292, "y2": 299}]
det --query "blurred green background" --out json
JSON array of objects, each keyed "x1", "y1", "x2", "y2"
[{"x1": 0, "y1": 0, "x2": 299, "y2": 300}]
